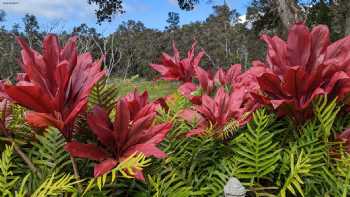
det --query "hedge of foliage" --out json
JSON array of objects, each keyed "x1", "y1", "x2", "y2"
[{"x1": 1, "y1": 23, "x2": 350, "y2": 196}]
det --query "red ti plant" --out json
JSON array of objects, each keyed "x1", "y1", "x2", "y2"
[
  {"x1": 253, "y1": 23, "x2": 350, "y2": 124},
  {"x1": 181, "y1": 87, "x2": 253, "y2": 138},
  {"x1": 178, "y1": 66, "x2": 215, "y2": 104},
  {"x1": 179, "y1": 64, "x2": 241, "y2": 104},
  {"x1": 64, "y1": 90, "x2": 172, "y2": 179},
  {"x1": 150, "y1": 41, "x2": 205, "y2": 82},
  {"x1": 180, "y1": 62, "x2": 268, "y2": 138},
  {"x1": 214, "y1": 64, "x2": 241, "y2": 87},
  {"x1": 4, "y1": 35, "x2": 105, "y2": 139}
]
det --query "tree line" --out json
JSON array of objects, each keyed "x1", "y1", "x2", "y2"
[{"x1": 0, "y1": 0, "x2": 349, "y2": 79}]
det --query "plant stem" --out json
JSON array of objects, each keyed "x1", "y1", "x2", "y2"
[
  {"x1": 13, "y1": 143, "x2": 42, "y2": 178},
  {"x1": 70, "y1": 154, "x2": 83, "y2": 192},
  {"x1": 70, "y1": 154, "x2": 80, "y2": 178}
]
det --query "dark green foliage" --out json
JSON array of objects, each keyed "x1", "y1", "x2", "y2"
[
  {"x1": 178, "y1": 0, "x2": 200, "y2": 11},
  {"x1": 88, "y1": 0, "x2": 124, "y2": 23},
  {"x1": 166, "y1": 12, "x2": 180, "y2": 31}
]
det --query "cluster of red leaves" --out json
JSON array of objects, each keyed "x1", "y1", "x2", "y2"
[
  {"x1": 64, "y1": 90, "x2": 172, "y2": 179},
  {"x1": 0, "y1": 35, "x2": 172, "y2": 179},
  {"x1": 178, "y1": 64, "x2": 240, "y2": 104},
  {"x1": 254, "y1": 23, "x2": 350, "y2": 124},
  {"x1": 3, "y1": 35, "x2": 105, "y2": 139},
  {"x1": 150, "y1": 41, "x2": 204, "y2": 82},
  {"x1": 180, "y1": 63, "x2": 268, "y2": 137},
  {"x1": 150, "y1": 41, "x2": 266, "y2": 138}
]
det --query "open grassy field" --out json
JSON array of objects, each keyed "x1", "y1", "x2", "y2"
[{"x1": 110, "y1": 77, "x2": 179, "y2": 100}]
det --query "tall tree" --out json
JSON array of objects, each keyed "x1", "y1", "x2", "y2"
[
  {"x1": 274, "y1": 0, "x2": 303, "y2": 30},
  {"x1": 247, "y1": 0, "x2": 282, "y2": 34},
  {"x1": 23, "y1": 14, "x2": 40, "y2": 47},
  {"x1": 88, "y1": 0, "x2": 124, "y2": 24},
  {"x1": 203, "y1": 4, "x2": 242, "y2": 67},
  {"x1": 178, "y1": 0, "x2": 200, "y2": 10},
  {"x1": 166, "y1": 12, "x2": 180, "y2": 31}
]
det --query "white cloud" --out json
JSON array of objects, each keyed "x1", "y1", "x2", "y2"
[
  {"x1": 238, "y1": 15, "x2": 246, "y2": 23},
  {"x1": 0, "y1": 0, "x2": 97, "y2": 20},
  {"x1": 237, "y1": 14, "x2": 252, "y2": 29}
]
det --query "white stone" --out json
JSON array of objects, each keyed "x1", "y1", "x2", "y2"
[{"x1": 224, "y1": 177, "x2": 246, "y2": 197}]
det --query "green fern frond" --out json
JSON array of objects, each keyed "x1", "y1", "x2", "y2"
[
  {"x1": 295, "y1": 121, "x2": 327, "y2": 173},
  {"x1": 147, "y1": 173, "x2": 206, "y2": 197},
  {"x1": 156, "y1": 92, "x2": 192, "y2": 125},
  {"x1": 233, "y1": 109, "x2": 281, "y2": 184},
  {"x1": 89, "y1": 78, "x2": 119, "y2": 112},
  {"x1": 31, "y1": 173, "x2": 77, "y2": 196},
  {"x1": 314, "y1": 96, "x2": 340, "y2": 140},
  {"x1": 202, "y1": 157, "x2": 240, "y2": 196},
  {"x1": 280, "y1": 148, "x2": 311, "y2": 197},
  {"x1": 14, "y1": 174, "x2": 31, "y2": 197},
  {"x1": 29, "y1": 127, "x2": 70, "y2": 174},
  {"x1": 0, "y1": 145, "x2": 19, "y2": 195}
]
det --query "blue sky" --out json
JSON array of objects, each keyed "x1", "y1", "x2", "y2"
[{"x1": 0, "y1": 0, "x2": 251, "y2": 35}]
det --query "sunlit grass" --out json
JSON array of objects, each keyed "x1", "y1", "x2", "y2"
[{"x1": 110, "y1": 77, "x2": 178, "y2": 100}]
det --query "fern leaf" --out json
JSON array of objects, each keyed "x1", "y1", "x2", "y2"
[
  {"x1": 29, "y1": 127, "x2": 70, "y2": 174},
  {"x1": 89, "y1": 78, "x2": 118, "y2": 112},
  {"x1": 0, "y1": 145, "x2": 19, "y2": 195},
  {"x1": 280, "y1": 148, "x2": 311, "y2": 197},
  {"x1": 31, "y1": 173, "x2": 77, "y2": 196},
  {"x1": 233, "y1": 109, "x2": 281, "y2": 183},
  {"x1": 314, "y1": 96, "x2": 340, "y2": 140},
  {"x1": 147, "y1": 173, "x2": 206, "y2": 197}
]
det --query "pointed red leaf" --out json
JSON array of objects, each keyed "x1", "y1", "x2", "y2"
[
  {"x1": 25, "y1": 112, "x2": 64, "y2": 130},
  {"x1": 4, "y1": 84, "x2": 54, "y2": 113},
  {"x1": 64, "y1": 141, "x2": 110, "y2": 161},
  {"x1": 114, "y1": 99, "x2": 130, "y2": 144},
  {"x1": 123, "y1": 143, "x2": 167, "y2": 159},
  {"x1": 94, "y1": 159, "x2": 118, "y2": 177},
  {"x1": 87, "y1": 106, "x2": 114, "y2": 146},
  {"x1": 287, "y1": 23, "x2": 311, "y2": 68}
]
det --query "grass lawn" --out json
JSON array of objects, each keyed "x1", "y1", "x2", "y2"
[{"x1": 110, "y1": 77, "x2": 179, "y2": 100}]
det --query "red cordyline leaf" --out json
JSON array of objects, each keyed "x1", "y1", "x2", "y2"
[
  {"x1": 64, "y1": 90, "x2": 172, "y2": 178},
  {"x1": 181, "y1": 86, "x2": 255, "y2": 137},
  {"x1": 177, "y1": 61, "x2": 267, "y2": 137},
  {"x1": 254, "y1": 22, "x2": 350, "y2": 124},
  {"x1": 4, "y1": 35, "x2": 106, "y2": 138},
  {"x1": 214, "y1": 64, "x2": 241, "y2": 87},
  {"x1": 149, "y1": 41, "x2": 205, "y2": 82},
  {"x1": 179, "y1": 63, "x2": 267, "y2": 106},
  {"x1": 178, "y1": 65, "x2": 234, "y2": 104}
]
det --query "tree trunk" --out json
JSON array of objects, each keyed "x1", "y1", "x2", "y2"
[
  {"x1": 274, "y1": 0, "x2": 303, "y2": 31},
  {"x1": 344, "y1": 0, "x2": 350, "y2": 35}
]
